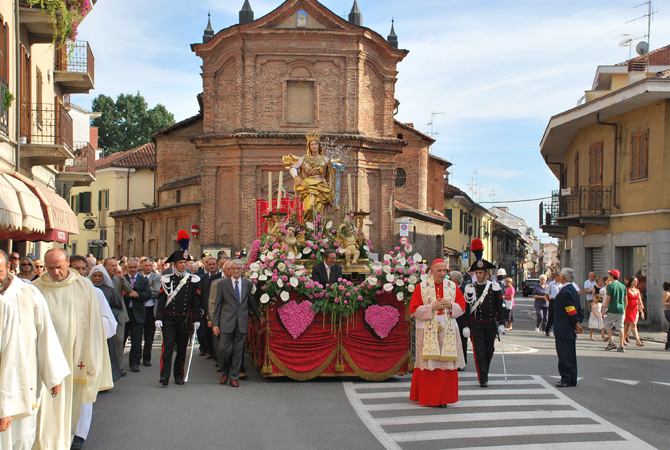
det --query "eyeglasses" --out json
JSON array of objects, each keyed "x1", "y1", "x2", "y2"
[{"x1": 34, "y1": 265, "x2": 44, "y2": 268}]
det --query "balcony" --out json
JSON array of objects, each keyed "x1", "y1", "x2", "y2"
[
  {"x1": 56, "y1": 142, "x2": 96, "y2": 187},
  {"x1": 0, "y1": 77, "x2": 8, "y2": 136},
  {"x1": 55, "y1": 41, "x2": 95, "y2": 94},
  {"x1": 540, "y1": 186, "x2": 612, "y2": 237},
  {"x1": 20, "y1": 103, "x2": 74, "y2": 167},
  {"x1": 19, "y1": 4, "x2": 60, "y2": 44}
]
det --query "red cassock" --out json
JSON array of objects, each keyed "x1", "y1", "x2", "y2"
[{"x1": 409, "y1": 281, "x2": 466, "y2": 406}]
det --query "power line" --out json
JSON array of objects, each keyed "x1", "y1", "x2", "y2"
[{"x1": 479, "y1": 196, "x2": 551, "y2": 204}]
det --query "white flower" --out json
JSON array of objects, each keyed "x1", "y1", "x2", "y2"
[
  {"x1": 249, "y1": 262, "x2": 261, "y2": 272},
  {"x1": 372, "y1": 261, "x2": 383, "y2": 270},
  {"x1": 326, "y1": 221, "x2": 333, "y2": 229},
  {"x1": 251, "y1": 285, "x2": 257, "y2": 294},
  {"x1": 420, "y1": 274, "x2": 427, "y2": 282},
  {"x1": 261, "y1": 254, "x2": 268, "y2": 262},
  {"x1": 384, "y1": 254, "x2": 392, "y2": 261},
  {"x1": 303, "y1": 247, "x2": 312, "y2": 254},
  {"x1": 396, "y1": 279, "x2": 405, "y2": 286},
  {"x1": 413, "y1": 253, "x2": 422, "y2": 262},
  {"x1": 287, "y1": 251, "x2": 295, "y2": 260},
  {"x1": 408, "y1": 284, "x2": 415, "y2": 293},
  {"x1": 383, "y1": 265, "x2": 392, "y2": 273},
  {"x1": 259, "y1": 274, "x2": 268, "y2": 281},
  {"x1": 363, "y1": 245, "x2": 369, "y2": 251},
  {"x1": 280, "y1": 291, "x2": 290, "y2": 301},
  {"x1": 405, "y1": 244, "x2": 413, "y2": 253},
  {"x1": 264, "y1": 269, "x2": 272, "y2": 277},
  {"x1": 386, "y1": 273, "x2": 395, "y2": 282},
  {"x1": 396, "y1": 291, "x2": 404, "y2": 301},
  {"x1": 260, "y1": 293, "x2": 270, "y2": 304},
  {"x1": 295, "y1": 268, "x2": 305, "y2": 276},
  {"x1": 290, "y1": 277, "x2": 299, "y2": 288},
  {"x1": 250, "y1": 272, "x2": 259, "y2": 279},
  {"x1": 306, "y1": 222, "x2": 314, "y2": 230},
  {"x1": 383, "y1": 283, "x2": 393, "y2": 292},
  {"x1": 408, "y1": 275, "x2": 418, "y2": 284},
  {"x1": 366, "y1": 276, "x2": 378, "y2": 286},
  {"x1": 397, "y1": 257, "x2": 406, "y2": 266},
  {"x1": 277, "y1": 278, "x2": 284, "y2": 288},
  {"x1": 277, "y1": 262, "x2": 286, "y2": 271}
]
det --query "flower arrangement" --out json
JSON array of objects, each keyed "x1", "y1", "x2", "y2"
[
  {"x1": 277, "y1": 300, "x2": 316, "y2": 339},
  {"x1": 364, "y1": 304, "x2": 400, "y2": 339},
  {"x1": 309, "y1": 277, "x2": 375, "y2": 318},
  {"x1": 364, "y1": 244, "x2": 427, "y2": 303},
  {"x1": 248, "y1": 251, "x2": 314, "y2": 305},
  {"x1": 300, "y1": 214, "x2": 336, "y2": 264}
]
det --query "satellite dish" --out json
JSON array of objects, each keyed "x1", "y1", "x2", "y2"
[{"x1": 636, "y1": 41, "x2": 649, "y2": 55}]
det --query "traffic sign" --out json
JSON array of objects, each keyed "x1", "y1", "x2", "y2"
[
  {"x1": 400, "y1": 224, "x2": 409, "y2": 231},
  {"x1": 400, "y1": 236, "x2": 409, "y2": 245},
  {"x1": 191, "y1": 224, "x2": 200, "y2": 238},
  {"x1": 395, "y1": 217, "x2": 413, "y2": 224},
  {"x1": 462, "y1": 251, "x2": 469, "y2": 260}
]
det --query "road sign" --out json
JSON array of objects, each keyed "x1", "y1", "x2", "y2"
[
  {"x1": 191, "y1": 224, "x2": 200, "y2": 238},
  {"x1": 84, "y1": 219, "x2": 96, "y2": 230},
  {"x1": 462, "y1": 251, "x2": 469, "y2": 260},
  {"x1": 400, "y1": 236, "x2": 409, "y2": 245},
  {"x1": 399, "y1": 229, "x2": 409, "y2": 237},
  {"x1": 395, "y1": 217, "x2": 413, "y2": 224},
  {"x1": 399, "y1": 223, "x2": 409, "y2": 236}
]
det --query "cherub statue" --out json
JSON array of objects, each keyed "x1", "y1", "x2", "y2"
[
  {"x1": 337, "y1": 223, "x2": 360, "y2": 267},
  {"x1": 280, "y1": 226, "x2": 300, "y2": 256}
]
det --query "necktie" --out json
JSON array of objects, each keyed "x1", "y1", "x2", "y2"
[
  {"x1": 131, "y1": 276, "x2": 136, "y2": 288},
  {"x1": 326, "y1": 266, "x2": 330, "y2": 282},
  {"x1": 235, "y1": 280, "x2": 241, "y2": 306}
]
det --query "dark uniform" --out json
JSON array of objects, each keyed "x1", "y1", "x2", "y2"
[
  {"x1": 464, "y1": 260, "x2": 507, "y2": 387},
  {"x1": 553, "y1": 283, "x2": 584, "y2": 387},
  {"x1": 156, "y1": 251, "x2": 201, "y2": 385}
]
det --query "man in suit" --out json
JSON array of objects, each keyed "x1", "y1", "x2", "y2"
[
  {"x1": 104, "y1": 257, "x2": 130, "y2": 376},
  {"x1": 554, "y1": 267, "x2": 584, "y2": 388},
  {"x1": 123, "y1": 258, "x2": 151, "y2": 372},
  {"x1": 311, "y1": 249, "x2": 343, "y2": 287},
  {"x1": 212, "y1": 259, "x2": 263, "y2": 387},
  {"x1": 198, "y1": 256, "x2": 221, "y2": 358},
  {"x1": 140, "y1": 257, "x2": 161, "y2": 367}
]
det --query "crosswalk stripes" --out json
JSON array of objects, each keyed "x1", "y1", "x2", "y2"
[{"x1": 343, "y1": 373, "x2": 656, "y2": 450}]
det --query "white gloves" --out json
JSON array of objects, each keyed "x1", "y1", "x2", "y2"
[
  {"x1": 193, "y1": 322, "x2": 200, "y2": 331},
  {"x1": 462, "y1": 327, "x2": 470, "y2": 338},
  {"x1": 498, "y1": 325, "x2": 506, "y2": 335},
  {"x1": 155, "y1": 320, "x2": 163, "y2": 329}
]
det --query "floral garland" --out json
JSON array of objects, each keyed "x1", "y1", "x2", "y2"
[
  {"x1": 28, "y1": 0, "x2": 92, "y2": 49},
  {"x1": 364, "y1": 304, "x2": 401, "y2": 340}
]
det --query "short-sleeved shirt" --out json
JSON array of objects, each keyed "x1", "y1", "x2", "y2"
[
  {"x1": 584, "y1": 279, "x2": 597, "y2": 300},
  {"x1": 605, "y1": 281, "x2": 626, "y2": 314}
]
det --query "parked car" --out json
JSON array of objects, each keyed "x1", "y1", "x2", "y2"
[{"x1": 522, "y1": 278, "x2": 540, "y2": 297}]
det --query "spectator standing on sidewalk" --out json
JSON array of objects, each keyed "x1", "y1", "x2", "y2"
[
  {"x1": 663, "y1": 281, "x2": 670, "y2": 351},
  {"x1": 532, "y1": 274, "x2": 550, "y2": 332},
  {"x1": 583, "y1": 271, "x2": 597, "y2": 319},
  {"x1": 603, "y1": 269, "x2": 627, "y2": 352},
  {"x1": 545, "y1": 272, "x2": 561, "y2": 336}
]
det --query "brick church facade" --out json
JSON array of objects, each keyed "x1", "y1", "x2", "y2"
[{"x1": 111, "y1": 0, "x2": 450, "y2": 260}]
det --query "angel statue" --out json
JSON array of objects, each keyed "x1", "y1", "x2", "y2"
[
  {"x1": 283, "y1": 132, "x2": 342, "y2": 223},
  {"x1": 337, "y1": 222, "x2": 361, "y2": 267}
]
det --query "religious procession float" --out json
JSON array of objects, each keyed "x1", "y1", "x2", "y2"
[{"x1": 245, "y1": 133, "x2": 429, "y2": 381}]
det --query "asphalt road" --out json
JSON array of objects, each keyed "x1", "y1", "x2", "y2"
[{"x1": 85, "y1": 294, "x2": 670, "y2": 450}]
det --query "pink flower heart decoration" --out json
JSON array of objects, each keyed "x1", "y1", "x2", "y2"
[
  {"x1": 278, "y1": 300, "x2": 315, "y2": 339},
  {"x1": 365, "y1": 305, "x2": 400, "y2": 340}
]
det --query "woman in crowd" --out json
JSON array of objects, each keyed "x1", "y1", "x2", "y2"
[
  {"x1": 663, "y1": 281, "x2": 670, "y2": 351},
  {"x1": 532, "y1": 274, "x2": 550, "y2": 332},
  {"x1": 16, "y1": 256, "x2": 36, "y2": 282},
  {"x1": 623, "y1": 276, "x2": 644, "y2": 347},
  {"x1": 504, "y1": 277, "x2": 515, "y2": 331},
  {"x1": 32, "y1": 259, "x2": 45, "y2": 280}
]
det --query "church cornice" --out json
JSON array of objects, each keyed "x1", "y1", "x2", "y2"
[{"x1": 190, "y1": 132, "x2": 407, "y2": 148}]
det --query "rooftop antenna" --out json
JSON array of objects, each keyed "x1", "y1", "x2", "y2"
[
  {"x1": 619, "y1": 33, "x2": 637, "y2": 60},
  {"x1": 426, "y1": 111, "x2": 444, "y2": 154},
  {"x1": 626, "y1": 1, "x2": 655, "y2": 51}
]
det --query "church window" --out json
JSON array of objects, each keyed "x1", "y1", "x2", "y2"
[{"x1": 395, "y1": 167, "x2": 406, "y2": 187}]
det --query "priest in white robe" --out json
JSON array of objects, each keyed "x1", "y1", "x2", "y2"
[
  {"x1": 0, "y1": 266, "x2": 70, "y2": 450},
  {"x1": 32, "y1": 249, "x2": 113, "y2": 450}
]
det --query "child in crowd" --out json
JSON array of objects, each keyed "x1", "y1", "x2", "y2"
[
  {"x1": 504, "y1": 277, "x2": 515, "y2": 331},
  {"x1": 588, "y1": 290, "x2": 606, "y2": 341}
]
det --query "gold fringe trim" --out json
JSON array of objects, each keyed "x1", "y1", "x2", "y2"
[
  {"x1": 72, "y1": 379, "x2": 88, "y2": 384},
  {"x1": 341, "y1": 347, "x2": 409, "y2": 381},
  {"x1": 267, "y1": 347, "x2": 337, "y2": 381}
]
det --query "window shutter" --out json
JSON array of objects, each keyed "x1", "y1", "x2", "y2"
[
  {"x1": 98, "y1": 190, "x2": 102, "y2": 211},
  {"x1": 631, "y1": 134, "x2": 638, "y2": 180},
  {"x1": 641, "y1": 131, "x2": 648, "y2": 179},
  {"x1": 105, "y1": 189, "x2": 109, "y2": 209},
  {"x1": 445, "y1": 209, "x2": 452, "y2": 230}
]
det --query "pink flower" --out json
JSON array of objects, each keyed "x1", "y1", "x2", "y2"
[
  {"x1": 389, "y1": 251, "x2": 394, "y2": 256},
  {"x1": 345, "y1": 292, "x2": 351, "y2": 297},
  {"x1": 358, "y1": 295, "x2": 363, "y2": 300},
  {"x1": 282, "y1": 275, "x2": 288, "y2": 282},
  {"x1": 335, "y1": 298, "x2": 340, "y2": 303},
  {"x1": 376, "y1": 269, "x2": 382, "y2": 275},
  {"x1": 344, "y1": 300, "x2": 348, "y2": 305},
  {"x1": 392, "y1": 259, "x2": 397, "y2": 264},
  {"x1": 272, "y1": 243, "x2": 279, "y2": 249},
  {"x1": 271, "y1": 275, "x2": 278, "y2": 282},
  {"x1": 261, "y1": 286, "x2": 266, "y2": 291}
]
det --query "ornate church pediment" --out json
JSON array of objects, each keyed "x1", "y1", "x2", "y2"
[{"x1": 258, "y1": 0, "x2": 348, "y2": 30}]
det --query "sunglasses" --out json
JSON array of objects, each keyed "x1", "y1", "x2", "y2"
[
  {"x1": 21, "y1": 263, "x2": 33, "y2": 266},
  {"x1": 35, "y1": 265, "x2": 44, "y2": 268},
  {"x1": 9, "y1": 256, "x2": 19, "y2": 260}
]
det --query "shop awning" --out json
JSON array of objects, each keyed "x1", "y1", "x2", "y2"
[
  {"x1": 0, "y1": 171, "x2": 78, "y2": 243},
  {"x1": 0, "y1": 175, "x2": 24, "y2": 232}
]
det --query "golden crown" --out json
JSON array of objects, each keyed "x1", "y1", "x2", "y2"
[{"x1": 305, "y1": 131, "x2": 321, "y2": 142}]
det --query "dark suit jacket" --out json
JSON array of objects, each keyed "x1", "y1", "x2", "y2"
[
  {"x1": 553, "y1": 283, "x2": 584, "y2": 340},
  {"x1": 212, "y1": 277, "x2": 260, "y2": 334},
  {"x1": 199, "y1": 271, "x2": 222, "y2": 316},
  {"x1": 311, "y1": 261, "x2": 343, "y2": 286},
  {"x1": 124, "y1": 273, "x2": 152, "y2": 323}
]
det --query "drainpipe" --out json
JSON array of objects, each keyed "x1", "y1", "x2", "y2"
[
  {"x1": 137, "y1": 215, "x2": 145, "y2": 256},
  {"x1": 14, "y1": 0, "x2": 21, "y2": 173},
  {"x1": 597, "y1": 113, "x2": 620, "y2": 209}
]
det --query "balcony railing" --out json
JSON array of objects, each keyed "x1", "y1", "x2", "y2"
[
  {"x1": 540, "y1": 186, "x2": 612, "y2": 231},
  {"x1": 20, "y1": 102, "x2": 73, "y2": 150},
  {"x1": 0, "y1": 77, "x2": 8, "y2": 136},
  {"x1": 64, "y1": 142, "x2": 96, "y2": 178},
  {"x1": 55, "y1": 41, "x2": 95, "y2": 85}
]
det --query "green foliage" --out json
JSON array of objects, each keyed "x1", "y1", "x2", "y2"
[
  {"x1": 91, "y1": 92, "x2": 175, "y2": 154},
  {"x1": 2, "y1": 89, "x2": 13, "y2": 112}
]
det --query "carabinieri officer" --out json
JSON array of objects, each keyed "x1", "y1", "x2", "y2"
[
  {"x1": 155, "y1": 249, "x2": 201, "y2": 386},
  {"x1": 462, "y1": 239, "x2": 507, "y2": 388}
]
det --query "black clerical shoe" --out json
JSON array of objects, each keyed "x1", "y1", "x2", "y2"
[
  {"x1": 438, "y1": 404, "x2": 448, "y2": 408},
  {"x1": 556, "y1": 381, "x2": 570, "y2": 388},
  {"x1": 130, "y1": 366, "x2": 140, "y2": 372},
  {"x1": 71, "y1": 435, "x2": 85, "y2": 450},
  {"x1": 159, "y1": 377, "x2": 169, "y2": 386},
  {"x1": 175, "y1": 379, "x2": 184, "y2": 385},
  {"x1": 143, "y1": 361, "x2": 151, "y2": 367},
  {"x1": 480, "y1": 381, "x2": 488, "y2": 388}
]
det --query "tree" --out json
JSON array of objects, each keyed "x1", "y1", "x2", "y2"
[{"x1": 91, "y1": 92, "x2": 175, "y2": 154}]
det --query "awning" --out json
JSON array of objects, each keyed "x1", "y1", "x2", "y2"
[
  {"x1": 0, "y1": 175, "x2": 24, "y2": 231},
  {"x1": 0, "y1": 171, "x2": 78, "y2": 243}
]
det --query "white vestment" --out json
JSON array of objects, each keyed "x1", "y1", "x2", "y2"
[
  {"x1": 31, "y1": 271, "x2": 113, "y2": 450},
  {"x1": 0, "y1": 274, "x2": 70, "y2": 450},
  {"x1": 0, "y1": 295, "x2": 31, "y2": 420}
]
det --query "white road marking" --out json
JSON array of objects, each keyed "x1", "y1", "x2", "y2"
[
  {"x1": 344, "y1": 373, "x2": 657, "y2": 449},
  {"x1": 603, "y1": 378, "x2": 640, "y2": 385},
  {"x1": 652, "y1": 381, "x2": 670, "y2": 387}
]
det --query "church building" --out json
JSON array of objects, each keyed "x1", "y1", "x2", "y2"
[{"x1": 111, "y1": 0, "x2": 450, "y2": 260}]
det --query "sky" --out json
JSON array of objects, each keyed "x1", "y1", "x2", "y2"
[{"x1": 74, "y1": 0, "x2": 670, "y2": 244}]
